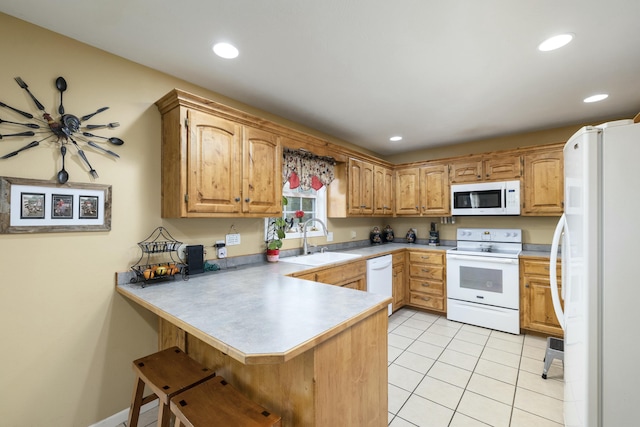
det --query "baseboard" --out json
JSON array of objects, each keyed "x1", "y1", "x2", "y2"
[{"x1": 88, "y1": 400, "x2": 158, "y2": 427}]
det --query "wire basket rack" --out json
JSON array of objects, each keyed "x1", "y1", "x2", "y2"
[{"x1": 130, "y1": 226, "x2": 188, "y2": 286}]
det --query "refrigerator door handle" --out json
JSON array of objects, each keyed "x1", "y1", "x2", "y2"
[{"x1": 550, "y1": 213, "x2": 566, "y2": 331}]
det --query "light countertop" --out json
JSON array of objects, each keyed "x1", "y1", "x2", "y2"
[{"x1": 116, "y1": 242, "x2": 552, "y2": 365}]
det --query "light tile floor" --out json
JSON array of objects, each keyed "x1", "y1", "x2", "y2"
[
  {"x1": 123, "y1": 307, "x2": 564, "y2": 427},
  {"x1": 388, "y1": 308, "x2": 564, "y2": 427}
]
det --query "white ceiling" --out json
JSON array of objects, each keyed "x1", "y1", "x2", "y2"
[{"x1": 3, "y1": 0, "x2": 639, "y2": 155}]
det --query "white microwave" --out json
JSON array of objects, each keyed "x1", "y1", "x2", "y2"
[{"x1": 451, "y1": 180, "x2": 520, "y2": 215}]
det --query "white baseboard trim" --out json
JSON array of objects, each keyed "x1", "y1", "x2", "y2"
[{"x1": 88, "y1": 400, "x2": 158, "y2": 427}]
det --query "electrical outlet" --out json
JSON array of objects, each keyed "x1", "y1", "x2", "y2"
[
  {"x1": 215, "y1": 240, "x2": 226, "y2": 258},
  {"x1": 411, "y1": 228, "x2": 417, "y2": 237},
  {"x1": 217, "y1": 247, "x2": 227, "y2": 258},
  {"x1": 327, "y1": 232, "x2": 334, "y2": 242},
  {"x1": 350, "y1": 230, "x2": 357, "y2": 240}
]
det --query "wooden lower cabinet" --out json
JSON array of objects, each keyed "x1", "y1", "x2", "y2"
[
  {"x1": 520, "y1": 256, "x2": 564, "y2": 337},
  {"x1": 407, "y1": 250, "x2": 446, "y2": 313},
  {"x1": 159, "y1": 310, "x2": 388, "y2": 427},
  {"x1": 292, "y1": 259, "x2": 366, "y2": 291},
  {"x1": 392, "y1": 253, "x2": 406, "y2": 312}
]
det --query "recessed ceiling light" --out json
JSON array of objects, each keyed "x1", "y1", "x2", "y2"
[
  {"x1": 212, "y1": 42, "x2": 239, "y2": 59},
  {"x1": 538, "y1": 33, "x2": 574, "y2": 51},
  {"x1": 583, "y1": 94, "x2": 609, "y2": 103},
  {"x1": 390, "y1": 136, "x2": 403, "y2": 142}
]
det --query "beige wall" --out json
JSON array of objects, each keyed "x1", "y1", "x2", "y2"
[{"x1": 0, "y1": 13, "x2": 623, "y2": 426}]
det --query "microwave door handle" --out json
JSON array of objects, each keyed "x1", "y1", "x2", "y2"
[{"x1": 470, "y1": 192, "x2": 478, "y2": 208}]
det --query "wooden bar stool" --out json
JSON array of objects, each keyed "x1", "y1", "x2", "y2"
[
  {"x1": 127, "y1": 346, "x2": 216, "y2": 427},
  {"x1": 170, "y1": 375, "x2": 282, "y2": 427}
]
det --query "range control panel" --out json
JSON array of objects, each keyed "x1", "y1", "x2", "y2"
[{"x1": 456, "y1": 228, "x2": 522, "y2": 243}]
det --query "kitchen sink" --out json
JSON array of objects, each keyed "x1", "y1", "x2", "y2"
[{"x1": 278, "y1": 252, "x2": 362, "y2": 266}]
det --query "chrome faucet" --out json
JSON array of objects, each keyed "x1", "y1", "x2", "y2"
[{"x1": 302, "y1": 218, "x2": 328, "y2": 255}]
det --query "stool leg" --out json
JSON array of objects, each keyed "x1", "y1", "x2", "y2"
[
  {"x1": 157, "y1": 401, "x2": 172, "y2": 427},
  {"x1": 127, "y1": 376, "x2": 145, "y2": 427},
  {"x1": 542, "y1": 353, "x2": 553, "y2": 379}
]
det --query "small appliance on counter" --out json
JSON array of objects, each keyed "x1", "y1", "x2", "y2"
[
  {"x1": 186, "y1": 244, "x2": 205, "y2": 274},
  {"x1": 405, "y1": 228, "x2": 416, "y2": 243},
  {"x1": 382, "y1": 225, "x2": 394, "y2": 243},
  {"x1": 370, "y1": 226, "x2": 382, "y2": 244},
  {"x1": 428, "y1": 222, "x2": 440, "y2": 246}
]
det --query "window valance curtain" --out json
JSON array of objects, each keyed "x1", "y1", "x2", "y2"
[{"x1": 282, "y1": 148, "x2": 336, "y2": 191}]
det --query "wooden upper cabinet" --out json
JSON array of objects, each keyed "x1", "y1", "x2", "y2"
[
  {"x1": 420, "y1": 163, "x2": 450, "y2": 216},
  {"x1": 451, "y1": 154, "x2": 521, "y2": 183},
  {"x1": 348, "y1": 158, "x2": 374, "y2": 215},
  {"x1": 395, "y1": 167, "x2": 421, "y2": 215},
  {"x1": 242, "y1": 126, "x2": 282, "y2": 215},
  {"x1": 450, "y1": 158, "x2": 482, "y2": 183},
  {"x1": 395, "y1": 163, "x2": 450, "y2": 216},
  {"x1": 373, "y1": 165, "x2": 394, "y2": 215},
  {"x1": 483, "y1": 154, "x2": 522, "y2": 181},
  {"x1": 156, "y1": 90, "x2": 282, "y2": 218},
  {"x1": 522, "y1": 147, "x2": 564, "y2": 216},
  {"x1": 186, "y1": 110, "x2": 242, "y2": 214}
]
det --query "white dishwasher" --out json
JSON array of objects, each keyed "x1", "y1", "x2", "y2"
[{"x1": 366, "y1": 254, "x2": 393, "y2": 316}]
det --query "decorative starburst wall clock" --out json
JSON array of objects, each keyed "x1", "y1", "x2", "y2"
[{"x1": 0, "y1": 76, "x2": 124, "y2": 183}]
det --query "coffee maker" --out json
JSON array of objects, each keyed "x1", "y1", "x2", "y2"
[{"x1": 428, "y1": 222, "x2": 440, "y2": 246}]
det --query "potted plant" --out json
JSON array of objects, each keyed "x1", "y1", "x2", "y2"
[{"x1": 266, "y1": 197, "x2": 288, "y2": 262}]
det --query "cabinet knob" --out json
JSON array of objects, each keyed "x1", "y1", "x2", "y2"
[
  {"x1": 421, "y1": 283, "x2": 430, "y2": 287},
  {"x1": 422, "y1": 297, "x2": 431, "y2": 301},
  {"x1": 245, "y1": 198, "x2": 250, "y2": 203},
  {"x1": 235, "y1": 197, "x2": 241, "y2": 202},
  {"x1": 525, "y1": 283, "x2": 529, "y2": 288},
  {"x1": 422, "y1": 268, "x2": 430, "y2": 273}
]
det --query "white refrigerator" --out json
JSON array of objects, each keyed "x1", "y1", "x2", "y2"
[{"x1": 550, "y1": 119, "x2": 640, "y2": 426}]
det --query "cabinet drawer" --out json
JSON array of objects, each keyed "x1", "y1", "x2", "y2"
[
  {"x1": 409, "y1": 292, "x2": 444, "y2": 311},
  {"x1": 409, "y1": 264, "x2": 444, "y2": 280},
  {"x1": 313, "y1": 260, "x2": 366, "y2": 284},
  {"x1": 522, "y1": 259, "x2": 561, "y2": 277},
  {"x1": 409, "y1": 252, "x2": 444, "y2": 265},
  {"x1": 409, "y1": 279, "x2": 444, "y2": 296}
]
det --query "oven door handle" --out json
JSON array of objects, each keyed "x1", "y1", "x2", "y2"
[{"x1": 446, "y1": 254, "x2": 518, "y2": 265}]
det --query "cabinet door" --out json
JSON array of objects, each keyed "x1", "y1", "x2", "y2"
[
  {"x1": 242, "y1": 126, "x2": 282, "y2": 215},
  {"x1": 395, "y1": 168, "x2": 421, "y2": 215},
  {"x1": 483, "y1": 155, "x2": 522, "y2": 181},
  {"x1": 383, "y1": 167, "x2": 394, "y2": 215},
  {"x1": 373, "y1": 165, "x2": 394, "y2": 215},
  {"x1": 348, "y1": 159, "x2": 374, "y2": 215},
  {"x1": 187, "y1": 110, "x2": 241, "y2": 214},
  {"x1": 522, "y1": 150, "x2": 564, "y2": 215},
  {"x1": 392, "y1": 254, "x2": 406, "y2": 311},
  {"x1": 523, "y1": 277, "x2": 564, "y2": 336},
  {"x1": 420, "y1": 164, "x2": 450, "y2": 216},
  {"x1": 449, "y1": 159, "x2": 482, "y2": 183}
]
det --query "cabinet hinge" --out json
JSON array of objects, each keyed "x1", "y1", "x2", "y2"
[
  {"x1": 184, "y1": 118, "x2": 188, "y2": 128},
  {"x1": 184, "y1": 194, "x2": 189, "y2": 202}
]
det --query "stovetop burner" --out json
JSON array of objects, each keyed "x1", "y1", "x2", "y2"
[{"x1": 448, "y1": 228, "x2": 522, "y2": 259}]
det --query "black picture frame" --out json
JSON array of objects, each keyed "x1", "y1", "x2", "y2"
[
  {"x1": 20, "y1": 192, "x2": 45, "y2": 219},
  {"x1": 79, "y1": 195, "x2": 99, "y2": 219},
  {"x1": 51, "y1": 194, "x2": 74, "y2": 219}
]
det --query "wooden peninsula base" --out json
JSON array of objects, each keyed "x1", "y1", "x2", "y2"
[{"x1": 158, "y1": 308, "x2": 388, "y2": 427}]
